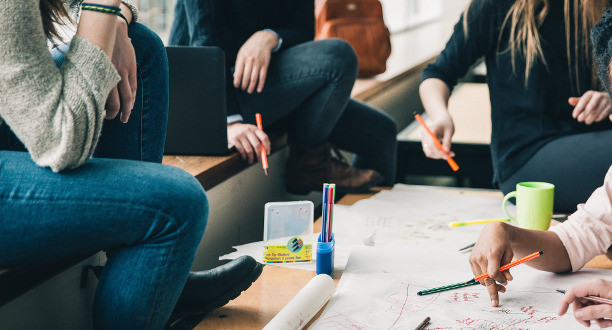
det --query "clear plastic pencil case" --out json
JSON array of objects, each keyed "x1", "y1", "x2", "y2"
[{"x1": 263, "y1": 201, "x2": 314, "y2": 263}]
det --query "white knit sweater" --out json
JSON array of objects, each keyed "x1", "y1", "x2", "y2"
[{"x1": 0, "y1": 1, "x2": 126, "y2": 172}]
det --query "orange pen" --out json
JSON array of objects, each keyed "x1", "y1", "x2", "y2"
[
  {"x1": 255, "y1": 113, "x2": 269, "y2": 176},
  {"x1": 414, "y1": 113, "x2": 459, "y2": 171},
  {"x1": 467, "y1": 251, "x2": 543, "y2": 284}
]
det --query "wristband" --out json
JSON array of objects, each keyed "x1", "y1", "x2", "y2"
[{"x1": 81, "y1": 3, "x2": 121, "y2": 16}]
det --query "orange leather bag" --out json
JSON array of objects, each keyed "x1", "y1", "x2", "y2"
[{"x1": 315, "y1": 0, "x2": 392, "y2": 77}]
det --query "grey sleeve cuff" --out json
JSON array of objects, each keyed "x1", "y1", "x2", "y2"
[
  {"x1": 227, "y1": 114, "x2": 244, "y2": 125},
  {"x1": 121, "y1": 1, "x2": 139, "y2": 22},
  {"x1": 263, "y1": 29, "x2": 283, "y2": 53}
]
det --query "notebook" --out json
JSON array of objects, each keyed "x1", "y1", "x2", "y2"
[{"x1": 164, "y1": 46, "x2": 232, "y2": 155}]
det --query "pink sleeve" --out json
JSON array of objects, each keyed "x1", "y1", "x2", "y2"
[{"x1": 549, "y1": 166, "x2": 612, "y2": 272}]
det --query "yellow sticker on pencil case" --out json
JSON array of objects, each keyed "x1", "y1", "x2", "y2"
[{"x1": 264, "y1": 236, "x2": 312, "y2": 263}]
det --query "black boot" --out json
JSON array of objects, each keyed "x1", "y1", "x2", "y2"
[{"x1": 165, "y1": 256, "x2": 264, "y2": 329}]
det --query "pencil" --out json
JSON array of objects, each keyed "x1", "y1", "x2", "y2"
[
  {"x1": 458, "y1": 242, "x2": 475, "y2": 252},
  {"x1": 449, "y1": 218, "x2": 510, "y2": 227},
  {"x1": 468, "y1": 251, "x2": 543, "y2": 284},
  {"x1": 255, "y1": 113, "x2": 268, "y2": 176},
  {"x1": 414, "y1": 113, "x2": 459, "y2": 171},
  {"x1": 417, "y1": 280, "x2": 479, "y2": 296},
  {"x1": 556, "y1": 290, "x2": 612, "y2": 305},
  {"x1": 414, "y1": 316, "x2": 430, "y2": 330}
]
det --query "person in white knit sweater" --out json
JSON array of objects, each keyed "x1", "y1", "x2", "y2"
[{"x1": 0, "y1": 1, "x2": 261, "y2": 329}]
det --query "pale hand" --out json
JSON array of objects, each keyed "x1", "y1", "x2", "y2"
[
  {"x1": 469, "y1": 222, "x2": 515, "y2": 307},
  {"x1": 420, "y1": 114, "x2": 455, "y2": 160},
  {"x1": 558, "y1": 279, "x2": 612, "y2": 328},
  {"x1": 233, "y1": 31, "x2": 279, "y2": 94},
  {"x1": 569, "y1": 90, "x2": 612, "y2": 125},
  {"x1": 227, "y1": 122, "x2": 271, "y2": 164},
  {"x1": 105, "y1": 19, "x2": 136, "y2": 123}
]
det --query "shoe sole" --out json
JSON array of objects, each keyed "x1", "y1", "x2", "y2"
[{"x1": 166, "y1": 262, "x2": 265, "y2": 329}]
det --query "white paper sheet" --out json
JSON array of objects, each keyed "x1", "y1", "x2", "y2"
[
  {"x1": 220, "y1": 184, "x2": 513, "y2": 271},
  {"x1": 310, "y1": 246, "x2": 611, "y2": 329}
]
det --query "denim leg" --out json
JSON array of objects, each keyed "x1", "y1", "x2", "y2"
[
  {"x1": 94, "y1": 23, "x2": 169, "y2": 163},
  {"x1": 328, "y1": 99, "x2": 398, "y2": 185},
  {"x1": 236, "y1": 39, "x2": 358, "y2": 149},
  {"x1": 0, "y1": 151, "x2": 208, "y2": 329}
]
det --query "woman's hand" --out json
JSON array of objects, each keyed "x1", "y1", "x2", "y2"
[
  {"x1": 469, "y1": 222, "x2": 515, "y2": 307},
  {"x1": 233, "y1": 31, "x2": 279, "y2": 94},
  {"x1": 569, "y1": 91, "x2": 612, "y2": 125},
  {"x1": 559, "y1": 279, "x2": 612, "y2": 328},
  {"x1": 420, "y1": 114, "x2": 456, "y2": 160},
  {"x1": 227, "y1": 122, "x2": 271, "y2": 164},
  {"x1": 105, "y1": 19, "x2": 136, "y2": 123}
]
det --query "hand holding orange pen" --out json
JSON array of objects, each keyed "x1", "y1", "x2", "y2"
[
  {"x1": 255, "y1": 113, "x2": 269, "y2": 176},
  {"x1": 414, "y1": 112, "x2": 459, "y2": 171}
]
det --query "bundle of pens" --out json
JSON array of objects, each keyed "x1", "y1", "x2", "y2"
[{"x1": 321, "y1": 183, "x2": 336, "y2": 242}]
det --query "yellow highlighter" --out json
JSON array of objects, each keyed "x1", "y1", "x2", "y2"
[{"x1": 449, "y1": 218, "x2": 510, "y2": 227}]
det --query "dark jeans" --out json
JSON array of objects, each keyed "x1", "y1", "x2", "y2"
[
  {"x1": 0, "y1": 23, "x2": 207, "y2": 329},
  {"x1": 235, "y1": 40, "x2": 398, "y2": 185},
  {"x1": 499, "y1": 129, "x2": 612, "y2": 213}
]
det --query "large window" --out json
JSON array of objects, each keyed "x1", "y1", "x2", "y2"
[
  {"x1": 381, "y1": 0, "x2": 443, "y2": 34},
  {"x1": 132, "y1": 0, "x2": 175, "y2": 41}
]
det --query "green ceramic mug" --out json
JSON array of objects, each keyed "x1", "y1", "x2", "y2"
[{"x1": 502, "y1": 182, "x2": 555, "y2": 230}]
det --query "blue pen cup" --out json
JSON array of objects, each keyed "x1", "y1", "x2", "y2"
[{"x1": 316, "y1": 234, "x2": 335, "y2": 276}]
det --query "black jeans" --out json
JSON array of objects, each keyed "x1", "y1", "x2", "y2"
[
  {"x1": 234, "y1": 39, "x2": 397, "y2": 185},
  {"x1": 499, "y1": 129, "x2": 612, "y2": 213}
]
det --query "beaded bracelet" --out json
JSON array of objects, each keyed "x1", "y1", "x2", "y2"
[{"x1": 81, "y1": 3, "x2": 121, "y2": 16}]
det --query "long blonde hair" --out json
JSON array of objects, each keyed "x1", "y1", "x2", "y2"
[{"x1": 463, "y1": 0, "x2": 609, "y2": 91}]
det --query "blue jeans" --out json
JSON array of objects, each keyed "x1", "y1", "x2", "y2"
[
  {"x1": 0, "y1": 24, "x2": 208, "y2": 329},
  {"x1": 235, "y1": 39, "x2": 398, "y2": 185}
]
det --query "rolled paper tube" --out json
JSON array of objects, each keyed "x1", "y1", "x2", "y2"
[{"x1": 263, "y1": 274, "x2": 335, "y2": 330}]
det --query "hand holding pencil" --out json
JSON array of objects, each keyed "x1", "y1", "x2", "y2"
[
  {"x1": 414, "y1": 112, "x2": 458, "y2": 171},
  {"x1": 558, "y1": 279, "x2": 612, "y2": 328}
]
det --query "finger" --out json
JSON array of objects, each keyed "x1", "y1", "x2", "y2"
[
  {"x1": 576, "y1": 304, "x2": 612, "y2": 322},
  {"x1": 247, "y1": 63, "x2": 260, "y2": 94},
  {"x1": 483, "y1": 277, "x2": 500, "y2": 307},
  {"x1": 595, "y1": 319, "x2": 612, "y2": 328},
  {"x1": 257, "y1": 65, "x2": 268, "y2": 93},
  {"x1": 233, "y1": 58, "x2": 244, "y2": 88},
  {"x1": 245, "y1": 130, "x2": 263, "y2": 162},
  {"x1": 574, "y1": 92, "x2": 593, "y2": 121},
  {"x1": 502, "y1": 270, "x2": 513, "y2": 283},
  {"x1": 254, "y1": 129, "x2": 271, "y2": 155},
  {"x1": 583, "y1": 96, "x2": 604, "y2": 125},
  {"x1": 499, "y1": 247, "x2": 514, "y2": 284},
  {"x1": 486, "y1": 253, "x2": 507, "y2": 288},
  {"x1": 421, "y1": 131, "x2": 445, "y2": 159},
  {"x1": 129, "y1": 70, "x2": 137, "y2": 109},
  {"x1": 232, "y1": 137, "x2": 247, "y2": 161},
  {"x1": 117, "y1": 78, "x2": 132, "y2": 123},
  {"x1": 573, "y1": 300, "x2": 592, "y2": 327},
  {"x1": 239, "y1": 137, "x2": 255, "y2": 164},
  {"x1": 569, "y1": 97, "x2": 580, "y2": 107},
  {"x1": 442, "y1": 128, "x2": 453, "y2": 156},
  {"x1": 105, "y1": 87, "x2": 120, "y2": 120},
  {"x1": 241, "y1": 59, "x2": 254, "y2": 90}
]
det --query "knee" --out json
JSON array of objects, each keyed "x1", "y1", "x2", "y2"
[
  {"x1": 315, "y1": 39, "x2": 358, "y2": 79},
  {"x1": 151, "y1": 167, "x2": 209, "y2": 239},
  {"x1": 129, "y1": 23, "x2": 168, "y2": 70}
]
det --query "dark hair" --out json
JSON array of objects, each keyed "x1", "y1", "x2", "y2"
[
  {"x1": 591, "y1": 7, "x2": 612, "y2": 94},
  {"x1": 39, "y1": 0, "x2": 71, "y2": 40}
]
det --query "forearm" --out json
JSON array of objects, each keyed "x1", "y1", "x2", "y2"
[
  {"x1": 419, "y1": 78, "x2": 451, "y2": 119},
  {"x1": 76, "y1": 0, "x2": 121, "y2": 56},
  {"x1": 505, "y1": 223, "x2": 572, "y2": 273}
]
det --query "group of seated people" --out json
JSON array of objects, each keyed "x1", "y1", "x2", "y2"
[{"x1": 2, "y1": 0, "x2": 612, "y2": 328}]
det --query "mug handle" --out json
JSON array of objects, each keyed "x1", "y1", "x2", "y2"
[{"x1": 502, "y1": 191, "x2": 518, "y2": 223}]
